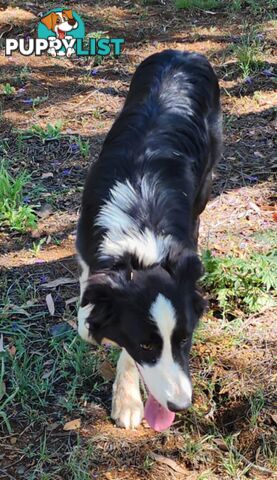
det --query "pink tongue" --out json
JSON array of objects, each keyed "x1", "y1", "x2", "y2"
[{"x1": 144, "y1": 393, "x2": 175, "y2": 432}]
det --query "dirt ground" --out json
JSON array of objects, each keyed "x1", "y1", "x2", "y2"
[{"x1": 0, "y1": 1, "x2": 276, "y2": 479}]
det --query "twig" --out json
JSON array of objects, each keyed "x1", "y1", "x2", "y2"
[
  {"x1": 0, "y1": 469, "x2": 16, "y2": 480},
  {"x1": 231, "y1": 446, "x2": 276, "y2": 476}
]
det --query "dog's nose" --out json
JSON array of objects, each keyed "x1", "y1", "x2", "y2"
[
  {"x1": 68, "y1": 18, "x2": 76, "y2": 26},
  {"x1": 167, "y1": 400, "x2": 191, "y2": 412}
]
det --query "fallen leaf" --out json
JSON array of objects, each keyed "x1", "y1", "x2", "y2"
[
  {"x1": 63, "y1": 418, "x2": 81, "y2": 431},
  {"x1": 248, "y1": 202, "x2": 260, "y2": 214},
  {"x1": 10, "y1": 437, "x2": 17, "y2": 445},
  {"x1": 42, "y1": 277, "x2": 77, "y2": 288},
  {"x1": 37, "y1": 203, "x2": 53, "y2": 219},
  {"x1": 65, "y1": 296, "x2": 79, "y2": 305},
  {"x1": 0, "y1": 334, "x2": 4, "y2": 353},
  {"x1": 273, "y1": 212, "x2": 277, "y2": 222},
  {"x1": 99, "y1": 360, "x2": 116, "y2": 381},
  {"x1": 149, "y1": 453, "x2": 188, "y2": 474},
  {"x1": 46, "y1": 294, "x2": 55, "y2": 315},
  {"x1": 271, "y1": 413, "x2": 277, "y2": 425},
  {"x1": 41, "y1": 172, "x2": 54, "y2": 179},
  {"x1": 8, "y1": 345, "x2": 16, "y2": 356}
]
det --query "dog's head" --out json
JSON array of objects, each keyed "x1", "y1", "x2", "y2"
[
  {"x1": 78, "y1": 252, "x2": 206, "y2": 413},
  {"x1": 41, "y1": 9, "x2": 78, "y2": 39}
]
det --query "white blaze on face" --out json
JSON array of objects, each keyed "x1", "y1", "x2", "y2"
[{"x1": 140, "y1": 294, "x2": 192, "y2": 410}]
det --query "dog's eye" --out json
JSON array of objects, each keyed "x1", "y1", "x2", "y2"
[
  {"x1": 56, "y1": 18, "x2": 61, "y2": 24},
  {"x1": 140, "y1": 343, "x2": 153, "y2": 351}
]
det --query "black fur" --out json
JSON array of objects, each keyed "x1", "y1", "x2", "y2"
[{"x1": 77, "y1": 49, "x2": 222, "y2": 366}]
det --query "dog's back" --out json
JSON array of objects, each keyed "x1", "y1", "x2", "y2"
[{"x1": 77, "y1": 50, "x2": 222, "y2": 270}]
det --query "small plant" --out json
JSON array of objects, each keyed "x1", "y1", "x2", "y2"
[
  {"x1": 31, "y1": 237, "x2": 47, "y2": 256},
  {"x1": 232, "y1": 32, "x2": 264, "y2": 78},
  {"x1": 0, "y1": 164, "x2": 37, "y2": 232},
  {"x1": 20, "y1": 121, "x2": 63, "y2": 143},
  {"x1": 249, "y1": 389, "x2": 265, "y2": 427},
  {"x1": 72, "y1": 136, "x2": 90, "y2": 158},
  {"x1": 202, "y1": 250, "x2": 277, "y2": 317},
  {"x1": 176, "y1": 0, "x2": 220, "y2": 9},
  {"x1": 17, "y1": 65, "x2": 31, "y2": 84},
  {"x1": 2, "y1": 83, "x2": 16, "y2": 96}
]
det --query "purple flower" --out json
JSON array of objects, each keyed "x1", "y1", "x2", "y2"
[
  {"x1": 246, "y1": 175, "x2": 258, "y2": 183},
  {"x1": 40, "y1": 275, "x2": 48, "y2": 284},
  {"x1": 62, "y1": 169, "x2": 71, "y2": 176},
  {"x1": 22, "y1": 98, "x2": 34, "y2": 104},
  {"x1": 70, "y1": 143, "x2": 80, "y2": 154},
  {"x1": 244, "y1": 76, "x2": 253, "y2": 84},
  {"x1": 23, "y1": 196, "x2": 30, "y2": 204},
  {"x1": 262, "y1": 69, "x2": 275, "y2": 78},
  {"x1": 90, "y1": 68, "x2": 98, "y2": 76}
]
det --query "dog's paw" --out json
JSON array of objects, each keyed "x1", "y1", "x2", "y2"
[
  {"x1": 66, "y1": 47, "x2": 75, "y2": 58},
  {"x1": 111, "y1": 380, "x2": 143, "y2": 429},
  {"x1": 48, "y1": 47, "x2": 57, "y2": 57}
]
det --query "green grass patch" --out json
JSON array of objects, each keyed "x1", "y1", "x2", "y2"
[
  {"x1": 176, "y1": 0, "x2": 220, "y2": 9},
  {"x1": 0, "y1": 163, "x2": 37, "y2": 232},
  {"x1": 202, "y1": 250, "x2": 277, "y2": 316},
  {"x1": 232, "y1": 31, "x2": 265, "y2": 78},
  {"x1": 20, "y1": 121, "x2": 63, "y2": 143}
]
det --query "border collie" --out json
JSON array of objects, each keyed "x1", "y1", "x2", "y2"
[{"x1": 76, "y1": 50, "x2": 222, "y2": 431}]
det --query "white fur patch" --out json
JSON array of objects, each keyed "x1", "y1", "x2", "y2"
[
  {"x1": 78, "y1": 257, "x2": 90, "y2": 301},
  {"x1": 96, "y1": 179, "x2": 172, "y2": 266},
  {"x1": 141, "y1": 294, "x2": 192, "y2": 409},
  {"x1": 77, "y1": 257, "x2": 95, "y2": 343},
  {"x1": 112, "y1": 349, "x2": 143, "y2": 429}
]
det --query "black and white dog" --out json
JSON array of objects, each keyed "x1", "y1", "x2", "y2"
[{"x1": 77, "y1": 50, "x2": 222, "y2": 430}]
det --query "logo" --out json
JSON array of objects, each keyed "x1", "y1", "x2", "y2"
[{"x1": 5, "y1": 8, "x2": 124, "y2": 58}]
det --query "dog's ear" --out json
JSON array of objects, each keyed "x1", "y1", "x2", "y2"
[
  {"x1": 63, "y1": 9, "x2": 74, "y2": 19},
  {"x1": 169, "y1": 251, "x2": 207, "y2": 320},
  {"x1": 175, "y1": 252, "x2": 204, "y2": 287},
  {"x1": 81, "y1": 271, "x2": 125, "y2": 343},
  {"x1": 41, "y1": 12, "x2": 57, "y2": 31}
]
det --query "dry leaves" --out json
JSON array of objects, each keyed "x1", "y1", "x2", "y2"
[
  {"x1": 99, "y1": 360, "x2": 116, "y2": 381},
  {"x1": 42, "y1": 277, "x2": 77, "y2": 288},
  {"x1": 63, "y1": 418, "x2": 81, "y2": 431},
  {"x1": 149, "y1": 453, "x2": 189, "y2": 474},
  {"x1": 46, "y1": 293, "x2": 55, "y2": 315}
]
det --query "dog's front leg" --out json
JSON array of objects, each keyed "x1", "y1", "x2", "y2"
[{"x1": 111, "y1": 349, "x2": 143, "y2": 429}]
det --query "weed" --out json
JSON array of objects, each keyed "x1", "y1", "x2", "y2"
[
  {"x1": 2, "y1": 83, "x2": 16, "y2": 95},
  {"x1": 20, "y1": 121, "x2": 63, "y2": 143},
  {"x1": 202, "y1": 250, "x2": 277, "y2": 317},
  {"x1": 31, "y1": 237, "x2": 47, "y2": 256},
  {"x1": 17, "y1": 65, "x2": 31, "y2": 84},
  {"x1": 221, "y1": 435, "x2": 251, "y2": 477},
  {"x1": 176, "y1": 0, "x2": 220, "y2": 9},
  {"x1": 0, "y1": 164, "x2": 37, "y2": 232},
  {"x1": 72, "y1": 136, "x2": 90, "y2": 158},
  {"x1": 249, "y1": 389, "x2": 265, "y2": 427},
  {"x1": 232, "y1": 31, "x2": 264, "y2": 78}
]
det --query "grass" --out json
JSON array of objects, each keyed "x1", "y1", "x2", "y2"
[
  {"x1": 232, "y1": 31, "x2": 265, "y2": 78},
  {"x1": 0, "y1": 163, "x2": 37, "y2": 232},
  {"x1": 1, "y1": 83, "x2": 16, "y2": 95},
  {"x1": 176, "y1": 0, "x2": 220, "y2": 9},
  {"x1": 202, "y1": 250, "x2": 276, "y2": 317}
]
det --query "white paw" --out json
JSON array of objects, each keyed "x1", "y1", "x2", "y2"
[
  {"x1": 111, "y1": 379, "x2": 143, "y2": 429},
  {"x1": 66, "y1": 47, "x2": 75, "y2": 58},
  {"x1": 48, "y1": 47, "x2": 57, "y2": 57}
]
